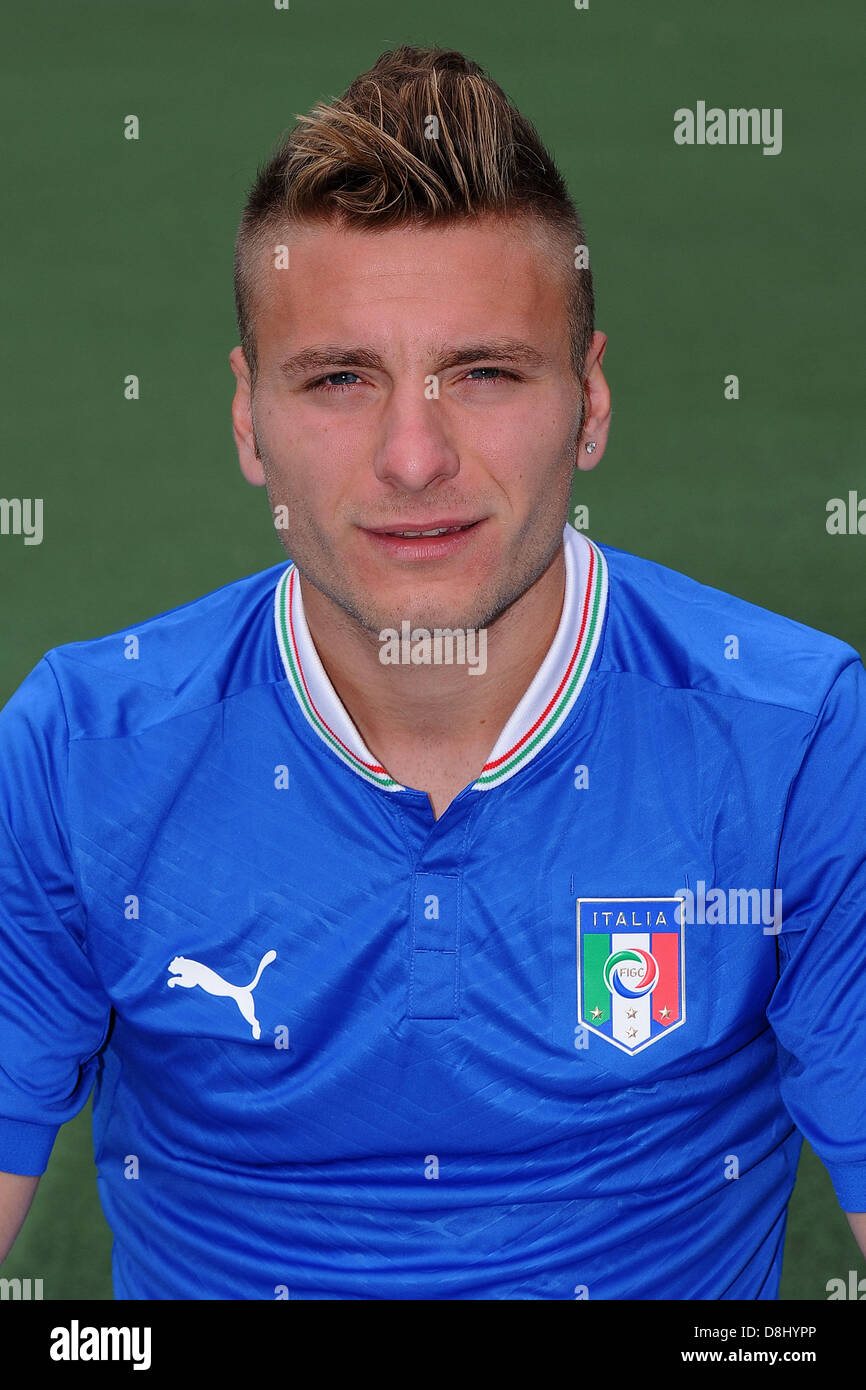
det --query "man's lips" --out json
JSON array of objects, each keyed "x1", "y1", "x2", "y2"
[
  {"x1": 362, "y1": 519, "x2": 482, "y2": 537},
  {"x1": 360, "y1": 518, "x2": 486, "y2": 558}
]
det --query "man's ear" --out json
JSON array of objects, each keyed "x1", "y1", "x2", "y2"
[
  {"x1": 575, "y1": 331, "x2": 611, "y2": 472},
  {"x1": 229, "y1": 345, "x2": 266, "y2": 486}
]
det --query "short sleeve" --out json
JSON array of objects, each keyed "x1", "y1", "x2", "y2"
[
  {"x1": 0, "y1": 656, "x2": 111, "y2": 1175},
  {"x1": 766, "y1": 656, "x2": 866, "y2": 1211}
]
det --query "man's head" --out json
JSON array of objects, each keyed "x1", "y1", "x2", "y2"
[{"x1": 229, "y1": 45, "x2": 610, "y2": 637}]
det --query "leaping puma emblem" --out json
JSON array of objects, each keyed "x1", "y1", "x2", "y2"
[{"x1": 166, "y1": 949, "x2": 277, "y2": 1039}]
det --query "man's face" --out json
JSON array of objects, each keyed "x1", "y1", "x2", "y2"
[{"x1": 230, "y1": 215, "x2": 601, "y2": 636}]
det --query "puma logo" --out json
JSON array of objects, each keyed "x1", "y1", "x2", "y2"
[{"x1": 166, "y1": 950, "x2": 277, "y2": 1039}]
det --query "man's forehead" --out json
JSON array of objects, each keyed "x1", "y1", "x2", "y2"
[
  {"x1": 258, "y1": 214, "x2": 566, "y2": 295},
  {"x1": 252, "y1": 215, "x2": 570, "y2": 352}
]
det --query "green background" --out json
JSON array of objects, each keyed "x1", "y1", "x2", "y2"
[{"x1": 1, "y1": 0, "x2": 863, "y2": 1299}]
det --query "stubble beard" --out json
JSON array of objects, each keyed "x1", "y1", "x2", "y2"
[{"x1": 253, "y1": 424, "x2": 573, "y2": 646}]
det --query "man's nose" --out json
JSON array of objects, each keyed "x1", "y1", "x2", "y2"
[{"x1": 372, "y1": 376, "x2": 460, "y2": 491}]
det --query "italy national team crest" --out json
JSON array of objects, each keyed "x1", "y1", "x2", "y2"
[{"x1": 577, "y1": 898, "x2": 685, "y2": 1054}]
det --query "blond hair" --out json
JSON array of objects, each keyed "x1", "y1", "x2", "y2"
[{"x1": 234, "y1": 45, "x2": 594, "y2": 385}]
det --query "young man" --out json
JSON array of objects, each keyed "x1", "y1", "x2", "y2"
[{"x1": 1, "y1": 45, "x2": 864, "y2": 1300}]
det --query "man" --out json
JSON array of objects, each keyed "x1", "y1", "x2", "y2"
[{"x1": 1, "y1": 45, "x2": 864, "y2": 1300}]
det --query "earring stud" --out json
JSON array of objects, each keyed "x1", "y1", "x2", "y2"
[{"x1": 585, "y1": 441, "x2": 597, "y2": 454}]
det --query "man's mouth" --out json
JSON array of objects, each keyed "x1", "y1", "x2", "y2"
[
  {"x1": 381, "y1": 522, "x2": 478, "y2": 538},
  {"x1": 366, "y1": 520, "x2": 481, "y2": 537},
  {"x1": 361, "y1": 518, "x2": 485, "y2": 558}
]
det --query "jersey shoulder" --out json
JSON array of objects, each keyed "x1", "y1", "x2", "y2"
[
  {"x1": 596, "y1": 539, "x2": 862, "y2": 717},
  {"x1": 38, "y1": 560, "x2": 290, "y2": 741}
]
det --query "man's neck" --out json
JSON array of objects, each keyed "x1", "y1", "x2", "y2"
[{"x1": 299, "y1": 545, "x2": 567, "y2": 816}]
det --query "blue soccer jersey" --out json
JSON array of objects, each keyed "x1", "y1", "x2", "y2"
[{"x1": 1, "y1": 524, "x2": 865, "y2": 1299}]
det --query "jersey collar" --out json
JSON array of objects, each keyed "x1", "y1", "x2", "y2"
[{"x1": 274, "y1": 525, "x2": 608, "y2": 793}]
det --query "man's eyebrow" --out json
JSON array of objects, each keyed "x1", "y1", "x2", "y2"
[
  {"x1": 278, "y1": 347, "x2": 385, "y2": 378},
  {"x1": 438, "y1": 341, "x2": 549, "y2": 371},
  {"x1": 278, "y1": 339, "x2": 550, "y2": 378}
]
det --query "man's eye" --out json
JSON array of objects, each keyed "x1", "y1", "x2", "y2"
[
  {"x1": 306, "y1": 367, "x2": 519, "y2": 393},
  {"x1": 465, "y1": 367, "x2": 519, "y2": 384},
  {"x1": 308, "y1": 373, "x2": 363, "y2": 392}
]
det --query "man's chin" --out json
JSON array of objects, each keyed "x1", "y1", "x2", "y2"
[
  {"x1": 351, "y1": 578, "x2": 496, "y2": 637},
  {"x1": 358, "y1": 598, "x2": 489, "y2": 637}
]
